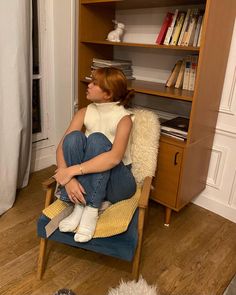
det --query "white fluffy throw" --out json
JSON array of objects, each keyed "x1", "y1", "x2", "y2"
[
  {"x1": 131, "y1": 108, "x2": 160, "y2": 185},
  {"x1": 107, "y1": 277, "x2": 158, "y2": 295}
]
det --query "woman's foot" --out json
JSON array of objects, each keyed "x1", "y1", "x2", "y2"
[
  {"x1": 59, "y1": 203, "x2": 85, "y2": 232},
  {"x1": 74, "y1": 206, "x2": 98, "y2": 242}
]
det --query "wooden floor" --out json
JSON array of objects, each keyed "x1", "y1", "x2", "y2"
[{"x1": 1, "y1": 166, "x2": 236, "y2": 295}]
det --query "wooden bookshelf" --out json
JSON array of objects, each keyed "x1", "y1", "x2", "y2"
[{"x1": 78, "y1": 0, "x2": 236, "y2": 225}]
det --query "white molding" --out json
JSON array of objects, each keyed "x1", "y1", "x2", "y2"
[
  {"x1": 193, "y1": 193, "x2": 236, "y2": 223},
  {"x1": 206, "y1": 145, "x2": 227, "y2": 189},
  {"x1": 228, "y1": 170, "x2": 236, "y2": 207},
  {"x1": 219, "y1": 66, "x2": 236, "y2": 115},
  {"x1": 216, "y1": 125, "x2": 236, "y2": 138}
]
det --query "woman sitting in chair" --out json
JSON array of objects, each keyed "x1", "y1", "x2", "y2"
[{"x1": 53, "y1": 67, "x2": 137, "y2": 243}]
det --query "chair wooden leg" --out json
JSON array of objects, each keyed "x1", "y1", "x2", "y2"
[
  {"x1": 132, "y1": 208, "x2": 145, "y2": 281},
  {"x1": 37, "y1": 238, "x2": 48, "y2": 280}
]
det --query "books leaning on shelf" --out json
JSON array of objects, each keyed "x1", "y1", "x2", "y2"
[
  {"x1": 175, "y1": 59, "x2": 186, "y2": 89},
  {"x1": 182, "y1": 55, "x2": 198, "y2": 90},
  {"x1": 156, "y1": 12, "x2": 174, "y2": 45},
  {"x1": 161, "y1": 116, "x2": 189, "y2": 140},
  {"x1": 166, "y1": 55, "x2": 198, "y2": 91},
  {"x1": 163, "y1": 9, "x2": 179, "y2": 45},
  {"x1": 91, "y1": 58, "x2": 135, "y2": 80},
  {"x1": 157, "y1": 8, "x2": 205, "y2": 47},
  {"x1": 170, "y1": 12, "x2": 186, "y2": 46},
  {"x1": 165, "y1": 60, "x2": 182, "y2": 87}
]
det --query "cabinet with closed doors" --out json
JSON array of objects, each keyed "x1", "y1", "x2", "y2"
[{"x1": 78, "y1": 0, "x2": 236, "y2": 225}]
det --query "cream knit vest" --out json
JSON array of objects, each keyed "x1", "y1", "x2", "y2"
[{"x1": 84, "y1": 102, "x2": 133, "y2": 165}]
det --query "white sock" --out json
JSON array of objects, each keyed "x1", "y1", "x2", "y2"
[
  {"x1": 74, "y1": 206, "x2": 98, "y2": 242},
  {"x1": 59, "y1": 203, "x2": 85, "y2": 232}
]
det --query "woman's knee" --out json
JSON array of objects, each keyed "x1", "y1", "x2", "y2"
[
  {"x1": 87, "y1": 132, "x2": 112, "y2": 151},
  {"x1": 63, "y1": 131, "x2": 86, "y2": 151}
]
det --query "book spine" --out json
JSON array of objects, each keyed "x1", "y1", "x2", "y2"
[
  {"x1": 184, "y1": 9, "x2": 198, "y2": 46},
  {"x1": 188, "y1": 56, "x2": 198, "y2": 91},
  {"x1": 177, "y1": 9, "x2": 191, "y2": 46},
  {"x1": 175, "y1": 59, "x2": 186, "y2": 88},
  {"x1": 182, "y1": 56, "x2": 191, "y2": 90},
  {"x1": 163, "y1": 9, "x2": 179, "y2": 45},
  {"x1": 166, "y1": 60, "x2": 182, "y2": 87},
  {"x1": 197, "y1": 13, "x2": 205, "y2": 47},
  {"x1": 193, "y1": 14, "x2": 203, "y2": 47},
  {"x1": 170, "y1": 12, "x2": 186, "y2": 46},
  {"x1": 156, "y1": 12, "x2": 173, "y2": 45}
]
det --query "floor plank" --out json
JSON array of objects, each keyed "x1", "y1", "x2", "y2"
[{"x1": 0, "y1": 166, "x2": 236, "y2": 295}]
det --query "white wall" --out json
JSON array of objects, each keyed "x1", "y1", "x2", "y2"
[{"x1": 193, "y1": 20, "x2": 236, "y2": 223}]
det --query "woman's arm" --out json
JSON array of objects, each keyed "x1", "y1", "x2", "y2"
[
  {"x1": 56, "y1": 107, "x2": 87, "y2": 204},
  {"x1": 56, "y1": 107, "x2": 87, "y2": 169},
  {"x1": 54, "y1": 115, "x2": 132, "y2": 185}
]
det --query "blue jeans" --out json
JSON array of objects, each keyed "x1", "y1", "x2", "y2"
[{"x1": 59, "y1": 131, "x2": 137, "y2": 208}]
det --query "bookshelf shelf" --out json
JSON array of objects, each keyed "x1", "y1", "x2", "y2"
[
  {"x1": 81, "y1": 79, "x2": 193, "y2": 101},
  {"x1": 81, "y1": 40, "x2": 200, "y2": 52},
  {"x1": 129, "y1": 80, "x2": 193, "y2": 101},
  {"x1": 81, "y1": 0, "x2": 206, "y2": 9},
  {"x1": 78, "y1": 0, "x2": 236, "y2": 225}
]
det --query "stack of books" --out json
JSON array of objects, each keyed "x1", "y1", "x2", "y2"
[
  {"x1": 161, "y1": 116, "x2": 189, "y2": 140},
  {"x1": 88, "y1": 58, "x2": 135, "y2": 80},
  {"x1": 156, "y1": 8, "x2": 204, "y2": 47},
  {"x1": 166, "y1": 55, "x2": 198, "y2": 91}
]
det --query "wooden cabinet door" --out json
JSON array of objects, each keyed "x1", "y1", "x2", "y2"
[{"x1": 152, "y1": 142, "x2": 183, "y2": 208}]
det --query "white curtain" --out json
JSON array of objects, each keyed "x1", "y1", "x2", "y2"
[{"x1": 0, "y1": 0, "x2": 32, "y2": 215}]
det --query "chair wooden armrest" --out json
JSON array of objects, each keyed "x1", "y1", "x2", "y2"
[
  {"x1": 42, "y1": 177, "x2": 57, "y2": 208},
  {"x1": 138, "y1": 176, "x2": 152, "y2": 209}
]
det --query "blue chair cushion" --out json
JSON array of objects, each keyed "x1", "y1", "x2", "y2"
[{"x1": 37, "y1": 209, "x2": 139, "y2": 262}]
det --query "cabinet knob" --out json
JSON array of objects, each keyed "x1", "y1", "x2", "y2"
[{"x1": 174, "y1": 152, "x2": 179, "y2": 165}]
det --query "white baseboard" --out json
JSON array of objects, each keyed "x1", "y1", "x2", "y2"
[
  {"x1": 193, "y1": 194, "x2": 236, "y2": 223},
  {"x1": 31, "y1": 144, "x2": 56, "y2": 172}
]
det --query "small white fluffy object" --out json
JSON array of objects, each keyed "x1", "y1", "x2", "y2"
[{"x1": 107, "y1": 277, "x2": 158, "y2": 295}]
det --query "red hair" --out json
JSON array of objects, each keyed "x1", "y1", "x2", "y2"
[{"x1": 91, "y1": 67, "x2": 135, "y2": 108}]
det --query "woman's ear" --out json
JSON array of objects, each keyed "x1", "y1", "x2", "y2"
[{"x1": 104, "y1": 91, "x2": 113, "y2": 101}]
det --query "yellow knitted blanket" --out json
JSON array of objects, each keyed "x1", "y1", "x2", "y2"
[{"x1": 42, "y1": 187, "x2": 141, "y2": 238}]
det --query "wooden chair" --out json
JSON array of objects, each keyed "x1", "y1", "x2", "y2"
[{"x1": 37, "y1": 108, "x2": 160, "y2": 281}]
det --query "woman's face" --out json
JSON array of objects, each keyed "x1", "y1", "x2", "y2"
[{"x1": 86, "y1": 80, "x2": 111, "y2": 103}]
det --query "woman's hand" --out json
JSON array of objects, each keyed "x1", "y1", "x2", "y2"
[
  {"x1": 65, "y1": 178, "x2": 86, "y2": 205},
  {"x1": 53, "y1": 167, "x2": 74, "y2": 186}
]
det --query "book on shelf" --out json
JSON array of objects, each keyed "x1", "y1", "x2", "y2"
[
  {"x1": 92, "y1": 58, "x2": 132, "y2": 67},
  {"x1": 197, "y1": 13, "x2": 205, "y2": 47},
  {"x1": 182, "y1": 56, "x2": 191, "y2": 90},
  {"x1": 193, "y1": 13, "x2": 203, "y2": 47},
  {"x1": 188, "y1": 55, "x2": 198, "y2": 91},
  {"x1": 177, "y1": 9, "x2": 191, "y2": 46},
  {"x1": 91, "y1": 58, "x2": 135, "y2": 80},
  {"x1": 170, "y1": 12, "x2": 186, "y2": 46},
  {"x1": 163, "y1": 9, "x2": 179, "y2": 45},
  {"x1": 156, "y1": 12, "x2": 174, "y2": 45},
  {"x1": 161, "y1": 116, "x2": 189, "y2": 137},
  {"x1": 166, "y1": 60, "x2": 182, "y2": 87},
  {"x1": 180, "y1": 9, "x2": 198, "y2": 46},
  {"x1": 175, "y1": 59, "x2": 186, "y2": 89},
  {"x1": 161, "y1": 130, "x2": 186, "y2": 141},
  {"x1": 184, "y1": 9, "x2": 199, "y2": 46}
]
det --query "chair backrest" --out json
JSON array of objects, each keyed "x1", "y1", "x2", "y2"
[{"x1": 130, "y1": 108, "x2": 161, "y2": 185}]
